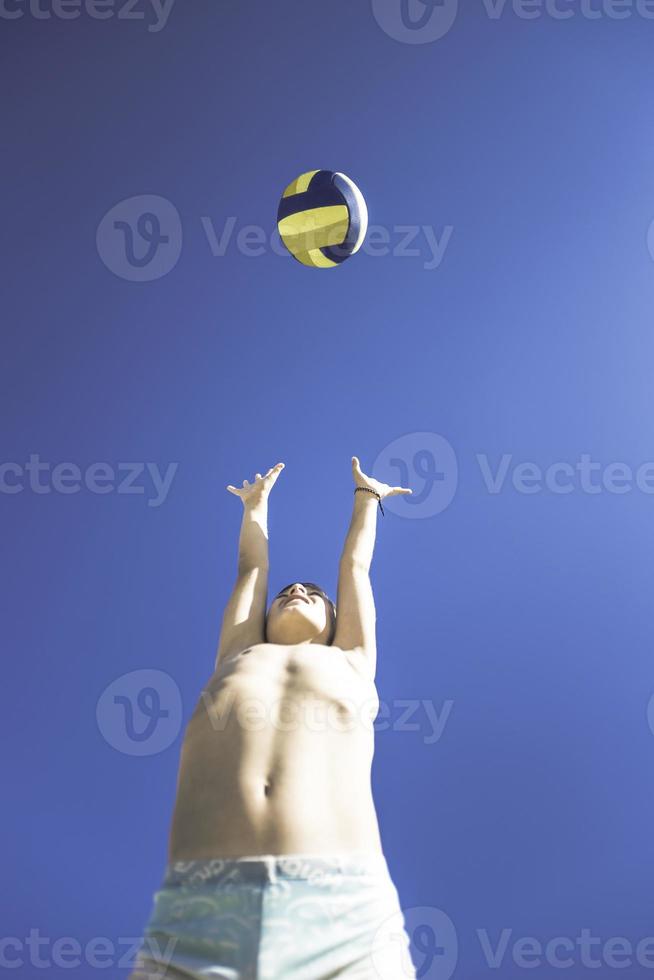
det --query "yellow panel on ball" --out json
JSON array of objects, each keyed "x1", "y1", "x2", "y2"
[
  {"x1": 293, "y1": 247, "x2": 340, "y2": 269},
  {"x1": 278, "y1": 206, "x2": 350, "y2": 254}
]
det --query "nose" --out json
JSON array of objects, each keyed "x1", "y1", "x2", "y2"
[{"x1": 288, "y1": 583, "x2": 305, "y2": 596}]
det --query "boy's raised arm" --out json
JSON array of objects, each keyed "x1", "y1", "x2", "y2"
[
  {"x1": 215, "y1": 462, "x2": 284, "y2": 668},
  {"x1": 333, "y1": 456, "x2": 411, "y2": 672}
]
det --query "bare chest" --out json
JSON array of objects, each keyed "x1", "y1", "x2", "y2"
[{"x1": 193, "y1": 643, "x2": 379, "y2": 729}]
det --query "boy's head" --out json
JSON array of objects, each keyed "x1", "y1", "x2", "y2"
[{"x1": 265, "y1": 582, "x2": 336, "y2": 646}]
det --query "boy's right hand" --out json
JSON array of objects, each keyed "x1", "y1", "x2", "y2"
[{"x1": 226, "y1": 462, "x2": 285, "y2": 507}]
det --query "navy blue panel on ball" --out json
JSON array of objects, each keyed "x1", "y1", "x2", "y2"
[
  {"x1": 276, "y1": 184, "x2": 346, "y2": 224},
  {"x1": 320, "y1": 244, "x2": 351, "y2": 264},
  {"x1": 308, "y1": 170, "x2": 336, "y2": 192}
]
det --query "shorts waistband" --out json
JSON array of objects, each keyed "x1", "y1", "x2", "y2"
[{"x1": 162, "y1": 851, "x2": 390, "y2": 887}]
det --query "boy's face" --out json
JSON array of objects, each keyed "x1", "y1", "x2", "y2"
[{"x1": 266, "y1": 583, "x2": 334, "y2": 645}]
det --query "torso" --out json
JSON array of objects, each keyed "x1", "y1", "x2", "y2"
[{"x1": 168, "y1": 642, "x2": 384, "y2": 860}]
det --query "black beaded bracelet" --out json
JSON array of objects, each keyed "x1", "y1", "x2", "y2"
[{"x1": 354, "y1": 486, "x2": 385, "y2": 517}]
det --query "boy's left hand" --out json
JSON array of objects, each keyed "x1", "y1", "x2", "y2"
[{"x1": 351, "y1": 456, "x2": 412, "y2": 500}]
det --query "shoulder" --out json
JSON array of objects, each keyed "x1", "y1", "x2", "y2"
[{"x1": 337, "y1": 645, "x2": 377, "y2": 684}]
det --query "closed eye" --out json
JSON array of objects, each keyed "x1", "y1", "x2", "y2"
[{"x1": 278, "y1": 590, "x2": 319, "y2": 601}]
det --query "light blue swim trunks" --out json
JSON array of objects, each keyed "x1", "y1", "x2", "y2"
[{"x1": 132, "y1": 851, "x2": 416, "y2": 979}]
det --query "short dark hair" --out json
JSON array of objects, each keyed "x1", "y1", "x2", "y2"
[{"x1": 266, "y1": 581, "x2": 336, "y2": 645}]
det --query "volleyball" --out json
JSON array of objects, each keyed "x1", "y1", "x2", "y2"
[{"x1": 277, "y1": 170, "x2": 368, "y2": 268}]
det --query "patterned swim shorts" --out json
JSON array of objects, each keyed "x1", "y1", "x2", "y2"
[{"x1": 131, "y1": 851, "x2": 416, "y2": 979}]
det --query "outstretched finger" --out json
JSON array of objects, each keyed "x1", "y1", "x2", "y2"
[
  {"x1": 226, "y1": 485, "x2": 241, "y2": 495},
  {"x1": 352, "y1": 456, "x2": 364, "y2": 480},
  {"x1": 255, "y1": 473, "x2": 262, "y2": 481},
  {"x1": 391, "y1": 486, "x2": 412, "y2": 495}
]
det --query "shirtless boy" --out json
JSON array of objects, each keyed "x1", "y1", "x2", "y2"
[{"x1": 131, "y1": 456, "x2": 417, "y2": 980}]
